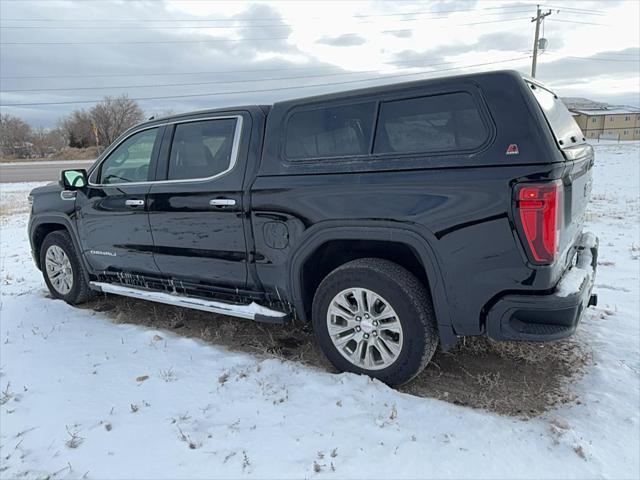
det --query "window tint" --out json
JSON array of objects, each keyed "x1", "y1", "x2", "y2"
[
  {"x1": 99, "y1": 128, "x2": 159, "y2": 184},
  {"x1": 529, "y1": 83, "x2": 584, "y2": 148},
  {"x1": 374, "y1": 93, "x2": 487, "y2": 155},
  {"x1": 168, "y1": 118, "x2": 237, "y2": 180},
  {"x1": 285, "y1": 102, "x2": 375, "y2": 159}
]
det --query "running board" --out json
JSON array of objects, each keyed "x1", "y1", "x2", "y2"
[{"x1": 90, "y1": 282, "x2": 290, "y2": 324}]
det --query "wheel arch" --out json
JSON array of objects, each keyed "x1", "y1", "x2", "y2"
[
  {"x1": 30, "y1": 215, "x2": 84, "y2": 272},
  {"x1": 287, "y1": 221, "x2": 457, "y2": 349}
]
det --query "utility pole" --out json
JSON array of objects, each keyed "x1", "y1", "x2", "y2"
[{"x1": 531, "y1": 5, "x2": 553, "y2": 78}]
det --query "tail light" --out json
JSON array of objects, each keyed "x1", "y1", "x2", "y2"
[{"x1": 515, "y1": 180, "x2": 563, "y2": 264}]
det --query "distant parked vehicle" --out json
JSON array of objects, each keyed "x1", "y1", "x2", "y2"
[{"x1": 28, "y1": 70, "x2": 598, "y2": 385}]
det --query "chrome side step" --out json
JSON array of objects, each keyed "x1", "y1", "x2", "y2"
[{"x1": 90, "y1": 282, "x2": 289, "y2": 324}]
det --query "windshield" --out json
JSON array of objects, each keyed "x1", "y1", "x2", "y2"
[{"x1": 527, "y1": 81, "x2": 585, "y2": 149}]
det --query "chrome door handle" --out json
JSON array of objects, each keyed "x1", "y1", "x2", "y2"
[
  {"x1": 125, "y1": 199, "x2": 145, "y2": 207},
  {"x1": 209, "y1": 198, "x2": 236, "y2": 207}
]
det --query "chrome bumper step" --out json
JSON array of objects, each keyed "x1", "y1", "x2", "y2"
[{"x1": 90, "y1": 282, "x2": 290, "y2": 324}]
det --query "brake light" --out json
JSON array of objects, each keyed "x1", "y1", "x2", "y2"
[{"x1": 515, "y1": 180, "x2": 563, "y2": 264}]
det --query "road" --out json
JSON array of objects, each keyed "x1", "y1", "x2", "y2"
[{"x1": 0, "y1": 160, "x2": 95, "y2": 183}]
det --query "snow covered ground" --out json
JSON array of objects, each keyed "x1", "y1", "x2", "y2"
[{"x1": 1, "y1": 143, "x2": 638, "y2": 479}]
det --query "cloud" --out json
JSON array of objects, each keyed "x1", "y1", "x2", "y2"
[
  {"x1": 474, "y1": 32, "x2": 534, "y2": 52},
  {"x1": 0, "y1": 0, "x2": 637, "y2": 126},
  {"x1": 0, "y1": 1, "x2": 346, "y2": 126},
  {"x1": 427, "y1": 0, "x2": 479, "y2": 12},
  {"x1": 317, "y1": 34, "x2": 366, "y2": 47},
  {"x1": 386, "y1": 30, "x2": 412, "y2": 39},
  {"x1": 393, "y1": 31, "x2": 531, "y2": 65},
  {"x1": 230, "y1": 3, "x2": 297, "y2": 55},
  {"x1": 534, "y1": 48, "x2": 640, "y2": 105},
  {"x1": 390, "y1": 51, "x2": 447, "y2": 70},
  {"x1": 538, "y1": 48, "x2": 639, "y2": 84}
]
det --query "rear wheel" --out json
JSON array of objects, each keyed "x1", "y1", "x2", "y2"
[
  {"x1": 40, "y1": 230, "x2": 95, "y2": 305},
  {"x1": 312, "y1": 258, "x2": 439, "y2": 386}
]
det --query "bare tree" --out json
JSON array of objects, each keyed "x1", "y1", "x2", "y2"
[
  {"x1": 31, "y1": 127, "x2": 66, "y2": 158},
  {"x1": 1, "y1": 96, "x2": 144, "y2": 159},
  {"x1": 90, "y1": 95, "x2": 144, "y2": 146},
  {"x1": 60, "y1": 109, "x2": 95, "y2": 148},
  {"x1": 0, "y1": 114, "x2": 32, "y2": 158}
]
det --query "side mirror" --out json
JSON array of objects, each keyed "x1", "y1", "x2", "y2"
[{"x1": 60, "y1": 169, "x2": 88, "y2": 190}]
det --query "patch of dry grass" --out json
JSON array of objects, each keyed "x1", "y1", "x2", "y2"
[
  {"x1": 0, "y1": 147, "x2": 98, "y2": 163},
  {"x1": 86, "y1": 293, "x2": 593, "y2": 418},
  {"x1": 403, "y1": 336, "x2": 592, "y2": 417}
]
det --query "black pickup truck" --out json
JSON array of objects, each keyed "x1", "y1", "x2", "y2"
[{"x1": 28, "y1": 70, "x2": 598, "y2": 385}]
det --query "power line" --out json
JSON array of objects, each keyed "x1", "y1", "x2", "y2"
[
  {"x1": 2, "y1": 10, "x2": 607, "y2": 31},
  {"x1": 543, "y1": 51, "x2": 640, "y2": 63},
  {"x1": 0, "y1": 60, "x2": 461, "y2": 93},
  {"x1": 0, "y1": 8, "x2": 539, "y2": 28},
  {"x1": 564, "y1": 55, "x2": 640, "y2": 63},
  {"x1": 590, "y1": 52, "x2": 640, "y2": 57},
  {"x1": 542, "y1": 4, "x2": 607, "y2": 15},
  {"x1": 0, "y1": 4, "x2": 537, "y2": 22},
  {"x1": 4, "y1": 54, "x2": 504, "y2": 80},
  {"x1": 0, "y1": 17, "x2": 530, "y2": 46},
  {"x1": 546, "y1": 18, "x2": 607, "y2": 26},
  {"x1": 0, "y1": 56, "x2": 530, "y2": 107},
  {"x1": 2, "y1": 43, "x2": 631, "y2": 84},
  {"x1": 0, "y1": 63, "x2": 355, "y2": 80},
  {"x1": 0, "y1": 12, "x2": 537, "y2": 29},
  {"x1": 458, "y1": 16, "x2": 530, "y2": 26},
  {"x1": 3, "y1": 36, "x2": 297, "y2": 46}
]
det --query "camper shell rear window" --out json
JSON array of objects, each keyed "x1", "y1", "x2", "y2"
[{"x1": 528, "y1": 82, "x2": 585, "y2": 148}]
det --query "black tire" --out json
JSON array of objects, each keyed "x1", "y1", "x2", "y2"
[
  {"x1": 312, "y1": 258, "x2": 439, "y2": 386},
  {"x1": 40, "y1": 230, "x2": 95, "y2": 305}
]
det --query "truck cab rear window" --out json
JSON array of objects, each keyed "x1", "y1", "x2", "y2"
[
  {"x1": 285, "y1": 102, "x2": 375, "y2": 160},
  {"x1": 373, "y1": 92, "x2": 487, "y2": 155}
]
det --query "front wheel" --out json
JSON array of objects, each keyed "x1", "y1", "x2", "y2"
[
  {"x1": 312, "y1": 258, "x2": 439, "y2": 386},
  {"x1": 40, "y1": 230, "x2": 95, "y2": 305}
]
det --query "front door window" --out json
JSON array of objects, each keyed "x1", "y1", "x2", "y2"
[{"x1": 98, "y1": 128, "x2": 160, "y2": 184}]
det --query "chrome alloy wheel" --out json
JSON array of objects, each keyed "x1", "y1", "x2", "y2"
[
  {"x1": 326, "y1": 287, "x2": 404, "y2": 370},
  {"x1": 45, "y1": 245, "x2": 74, "y2": 295}
]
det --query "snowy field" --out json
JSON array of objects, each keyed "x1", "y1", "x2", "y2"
[{"x1": 1, "y1": 143, "x2": 638, "y2": 479}]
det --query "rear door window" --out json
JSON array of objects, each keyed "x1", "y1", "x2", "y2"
[
  {"x1": 373, "y1": 92, "x2": 487, "y2": 155},
  {"x1": 168, "y1": 118, "x2": 238, "y2": 180},
  {"x1": 528, "y1": 82, "x2": 585, "y2": 148},
  {"x1": 285, "y1": 102, "x2": 375, "y2": 159}
]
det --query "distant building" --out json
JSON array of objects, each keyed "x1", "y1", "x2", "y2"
[
  {"x1": 564, "y1": 101, "x2": 640, "y2": 141},
  {"x1": 563, "y1": 97, "x2": 609, "y2": 111}
]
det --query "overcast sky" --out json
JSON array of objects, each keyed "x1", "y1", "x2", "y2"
[{"x1": 1, "y1": 0, "x2": 638, "y2": 127}]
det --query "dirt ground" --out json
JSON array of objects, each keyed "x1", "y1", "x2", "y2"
[{"x1": 79, "y1": 293, "x2": 592, "y2": 418}]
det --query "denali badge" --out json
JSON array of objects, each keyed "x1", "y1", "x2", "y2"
[
  {"x1": 90, "y1": 250, "x2": 116, "y2": 257},
  {"x1": 506, "y1": 144, "x2": 520, "y2": 155}
]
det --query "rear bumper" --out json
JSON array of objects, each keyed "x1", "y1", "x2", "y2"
[{"x1": 486, "y1": 232, "x2": 598, "y2": 341}]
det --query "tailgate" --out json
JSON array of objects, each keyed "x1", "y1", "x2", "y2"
[
  {"x1": 559, "y1": 144, "x2": 594, "y2": 263},
  {"x1": 526, "y1": 80, "x2": 594, "y2": 266}
]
